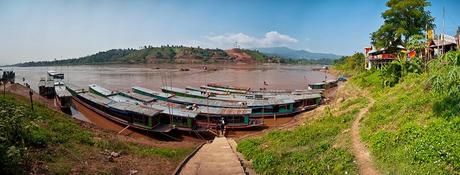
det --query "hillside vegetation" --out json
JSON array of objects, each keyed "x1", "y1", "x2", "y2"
[
  {"x1": 0, "y1": 93, "x2": 194, "y2": 174},
  {"x1": 337, "y1": 50, "x2": 460, "y2": 174},
  {"x1": 13, "y1": 46, "x2": 282, "y2": 66},
  {"x1": 237, "y1": 51, "x2": 460, "y2": 174}
]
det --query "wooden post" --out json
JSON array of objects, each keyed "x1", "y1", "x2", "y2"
[{"x1": 29, "y1": 89, "x2": 34, "y2": 111}]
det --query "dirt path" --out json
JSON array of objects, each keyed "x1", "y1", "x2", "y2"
[{"x1": 351, "y1": 96, "x2": 379, "y2": 175}]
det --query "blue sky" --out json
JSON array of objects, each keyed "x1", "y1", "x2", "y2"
[{"x1": 0, "y1": 0, "x2": 459, "y2": 64}]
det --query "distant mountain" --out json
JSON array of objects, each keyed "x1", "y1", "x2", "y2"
[
  {"x1": 255, "y1": 47, "x2": 342, "y2": 60},
  {"x1": 12, "y1": 46, "x2": 282, "y2": 67}
]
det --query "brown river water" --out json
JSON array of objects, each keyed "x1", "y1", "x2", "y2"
[{"x1": 9, "y1": 64, "x2": 335, "y2": 92}]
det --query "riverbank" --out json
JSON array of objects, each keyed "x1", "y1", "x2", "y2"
[
  {"x1": 0, "y1": 83, "x2": 198, "y2": 174},
  {"x1": 236, "y1": 80, "x2": 366, "y2": 174},
  {"x1": 236, "y1": 49, "x2": 460, "y2": 174}
]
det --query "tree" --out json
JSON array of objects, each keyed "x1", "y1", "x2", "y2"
[{"x1": 371, "y1": 0, "x2": 435, "y2": 52}]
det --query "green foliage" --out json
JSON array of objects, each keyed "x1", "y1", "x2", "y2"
[
  {"x1": 0, "y1": 94, "x2": 94, "y2": 174},
  {"x1": 359, "y1": 72, "x2": 460, "y2": 174},
  {"x1": 406, "y1": 34, "x2": 427, "y2": 54},
  {"x1": 237, "y1": 97, "x2": 368, "y2": 174},
  {"x1": 429, "y1": 50, "x2": 460, "y2": 117},
  {"x1": 371, "y1": 0, "x2": 435, "y2": 51},
  {"x1": 0, "y1": 93, "x2": 195, "y2": 174},
  {"x1": 334, "y1": 53, "x2": 365, "y2": 73}
]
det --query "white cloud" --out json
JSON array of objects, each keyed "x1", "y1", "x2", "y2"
[{"x1": 205, "y1": 31, "x2": 298, "y2": 48}]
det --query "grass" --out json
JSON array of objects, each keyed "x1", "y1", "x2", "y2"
[
  {"x1": 0, "y1": 92, "x2": 195, "y2": 174},
  {"x1": 237, "y1": 84, "x2": 368, "y2": 175},
  {"x1": 357, "y1": 73, "x2": 460, "y2": 174}
]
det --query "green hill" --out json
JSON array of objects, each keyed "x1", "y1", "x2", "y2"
[{"x1": 13, "y1": 46, "x2": 282, "y2": 67}]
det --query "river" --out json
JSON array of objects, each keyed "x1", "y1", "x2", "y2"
[{"x1": 8, "y1": 64, "x2": 335, "y2": 92}]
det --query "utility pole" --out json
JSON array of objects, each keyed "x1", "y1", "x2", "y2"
[{"x1": 442, "y1": 6, "x2": 445, "y2": 55}]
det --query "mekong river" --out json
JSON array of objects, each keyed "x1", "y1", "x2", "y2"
[{"x1": 10, "y1": 64, "x2": 335, "y2": 92}]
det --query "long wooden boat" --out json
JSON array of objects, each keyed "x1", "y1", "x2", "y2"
[
  {"x1": 74, "y1": 92, "x2": 172, "y2": 133},
  {"x1": 133, "y1": 86, "x2": 322, "y2": 118},
  {"x1": 200, "y1": 85, "x2": 248, "y2": 94},
  {"x1": 110, "y1": 87, "x2": 265, "y2": 130},
  {"x1": 308, "y1": 79, "x2": 338, "y2": 90},
  {"x1": 185, "y1": 86, "x2": 228, "y2": 95},
  {"x1": 207, "y1": 83, "x2": 250, "y2": 91},
  {"x1": 89, "y1": 84, "x2": 116, "y2": 97},
  {"x1": 161, "y1": 86, "x2": 209, "y2": 99},
  {"x1": 47, "y1": 70, "x2": 64, "y2": 79},
  {"x1": 54, "y1": 83, "x2": 72, "y2": 112}
]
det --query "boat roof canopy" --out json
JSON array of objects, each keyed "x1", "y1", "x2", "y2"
[
  {"x1": 132, "y1": 86, "x2": 173, "y2": 99},
  {"x1": 109, "y1": 102, "x2": 161, "y2": 117},
  {"x1": 89, "y1": 84, "x2": 114, "y2": 96},
  {"x1": 79, "y1": 93, "x2": 112, "y2": 105}
]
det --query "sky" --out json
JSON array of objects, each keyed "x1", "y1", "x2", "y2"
[{"x1": 0, "y1": 0, "x2": 459, "y2": 65}]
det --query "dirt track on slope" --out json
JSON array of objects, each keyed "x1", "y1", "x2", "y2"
[{"x1": 351, "y1": 96, "x2": 379, "y2": 175}]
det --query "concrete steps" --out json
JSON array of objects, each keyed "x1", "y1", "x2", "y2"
[{"x1": 180, "y1": 137, "x2": 245, "y2": 175}]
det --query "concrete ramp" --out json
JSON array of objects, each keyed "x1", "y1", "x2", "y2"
[{"x1": 179, "y1": 137, "x2": 245, "y2": 175}]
